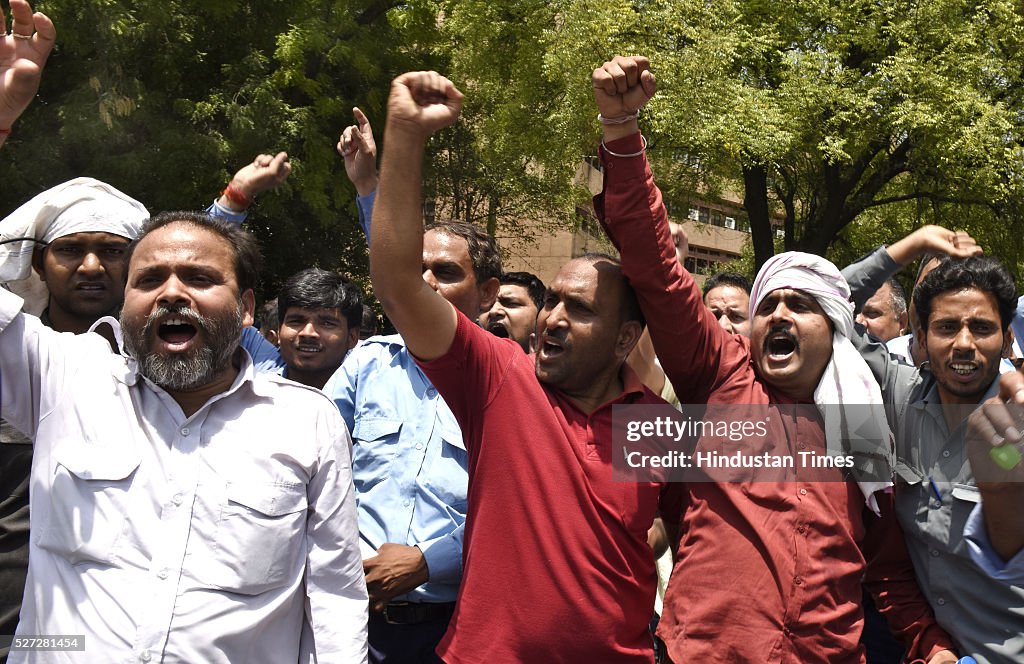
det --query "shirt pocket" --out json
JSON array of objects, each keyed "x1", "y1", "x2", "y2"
[
  {"x1": 352, "y1": 418, "x2": 403, "y2": 493},
  {"x1": 950, "y1": 483, "x2": 981, "y2": 556},
  {"x1": 420, "y1": 426, "x2": 469, "y2": 512},
  {"x1": 189, "y1": 479, "x2": 308, "y2": 595},
  {"x1": 38, "y1": 446, "x2": 141, "y2": 566}
]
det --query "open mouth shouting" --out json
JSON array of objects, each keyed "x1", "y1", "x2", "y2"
[
  {"x1": 485, "y1": 320, "x2": 510, "y2": 339},
  {"x1": 764, "y1": 330, "x2": 799, "y2": 363},
  {"x1": 538, "y1": 333, "x2": 567, "y2": 361},
  {"x1": 156, "y1": 315, "x2": 199, "y2": 352}
]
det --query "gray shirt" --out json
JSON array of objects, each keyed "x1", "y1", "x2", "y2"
[{"x1": 844, "y1": 247, "x2": 1024, "y2": 663}]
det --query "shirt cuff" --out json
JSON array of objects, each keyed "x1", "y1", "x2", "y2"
[
  {"x1": 206, "y1": 200, "x2": 249, "y2": 226},
  {"x1": 0, "y1": 288, "x2": 25, "y2": 331},
  {"x1": 416, "y1": 531, "x2": 462, "y2": 585},
  {"x1": 599, "y1": 133, "x2": 648, "y2": 181},
  {"x1": 356, "y1": 190, "x2": 376, "y2": 239},
  {"x1": 964, "y1": 502, "x2": 1024, "y2": 583}
]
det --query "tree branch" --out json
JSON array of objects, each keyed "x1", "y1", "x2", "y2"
[{"x1": 862, "y1": 191, "x2": 1000, "y2": 212}]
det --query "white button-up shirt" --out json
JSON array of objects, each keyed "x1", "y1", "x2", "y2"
[{"x1": 0, "y1": 289, "x2": 367, "y2": 663}]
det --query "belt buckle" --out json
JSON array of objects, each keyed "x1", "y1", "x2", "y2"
[{"x1": 383, "y1": 602, "x2": 410, "y2": 625}]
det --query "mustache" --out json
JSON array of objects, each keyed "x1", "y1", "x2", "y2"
[{"x1": 762, "y1": 325, "x2": 799, "y2": 352}]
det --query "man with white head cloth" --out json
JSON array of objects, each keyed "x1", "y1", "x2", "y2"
[
  {"x1": 0, "y1": 177, "x2": 148, "y2": 329},
  {"x1": 592, "y1": 55, "x2": 960, "y2": 663},
  {"x1": 0, "y1": 177, "x2": 147, "y2": 655}
]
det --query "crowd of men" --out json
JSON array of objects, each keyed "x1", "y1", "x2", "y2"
[{"x1": 0, "y1": 2, "x2": 1022, "y2": 662}]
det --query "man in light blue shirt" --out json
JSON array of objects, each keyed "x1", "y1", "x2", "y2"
[{"x1": 325, "y1": 109, "x2": 501, "y2": 662}]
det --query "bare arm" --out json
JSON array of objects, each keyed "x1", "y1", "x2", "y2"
[
  {"x1": 0, "y1": 0, "x2": 55, "y2": 148},
  {"x1": 371, "y1": 72, "x2": 462, "y2": 361}
]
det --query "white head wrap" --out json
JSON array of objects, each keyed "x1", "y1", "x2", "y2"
[
  {"x1": 750, "y1": 252, "x2": 894, "y2": 512},
  {"x1": 0, "y1": 177, "x2": 149, "y2": 315}
]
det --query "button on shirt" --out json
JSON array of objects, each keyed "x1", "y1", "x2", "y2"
[
  {"x1": 0, "y1": 289, "x2": 367, "y2": 664},
  {"x1": 325, "y1": 335, "x2": 466, "y2": 602}
]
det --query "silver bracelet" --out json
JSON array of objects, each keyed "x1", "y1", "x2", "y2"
[
  {"x1": 597, "y1": 111, "x2": 640, "y2": 125},
  {"x1": 601, "y1": 134, "x2": 647, "y2": 158}
]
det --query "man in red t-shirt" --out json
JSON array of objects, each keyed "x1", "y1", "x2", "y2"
[{"x1": 368, "y1": 71, "x2": 666, "y2": 663}]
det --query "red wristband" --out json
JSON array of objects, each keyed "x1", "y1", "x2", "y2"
[{"x1": 222, "y1": 182, "x2": 252, "y2": 209}]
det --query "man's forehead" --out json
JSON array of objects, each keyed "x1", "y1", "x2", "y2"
[
  {"x1": 930, "y1": 287, "x2": 1001, "y2": 318},
  {"x1": 760, "y1": 287, "x2": 818, "y2": 306},
  {"x1": 423, "y1": 229, "x2": 471, "y2": 262},
  {"x1": 49, "y1": 230, "x2": 132, "y2": 245},
  {"x1": 283, "y1": 306, "x2": 344, "y2": 321},
  {"x1": 705, "y1": 285, "x2": 748, "y2": 306},
  {"x1": 863, "y1": 283, "x2": 894, "y2": 310},
  {"x1": 500, "y1": 284, "x2": 531, "y2": 299},
  {"x1": 130, "y1": 222, "x2": 233, "y2": 266}
]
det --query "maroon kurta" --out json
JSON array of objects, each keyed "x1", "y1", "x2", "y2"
[{"x1": 595, "y1": 132, "x2": 953, "y2": 664}]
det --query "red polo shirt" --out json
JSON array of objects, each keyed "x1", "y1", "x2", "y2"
[{"x1": 417, "y1": 311, "x2": 665, "y2": 663}]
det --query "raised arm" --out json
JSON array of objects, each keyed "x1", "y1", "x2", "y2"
[
  {"x1": 0, "y1": 0, "x2": 55, "y2": 148},
  {"x1": 592, "y1": 56, "x2": 745, "y2": 404},
  {"x1": 842, "y1": 226, "x2": 981, "y2": 309},
  {"x1": 207, "y1": 152, "x2": 292, "y2": 224},
  {"x1": 336, "y1": 107, "x2": 379, "y2": 238},
  {"x1": 370, "y1": 72, "x2": 462, "y2": 361}
]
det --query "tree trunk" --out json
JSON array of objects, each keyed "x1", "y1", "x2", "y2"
[{"x1": 744, "y1": 165, "x2": 774, "y2": 271}]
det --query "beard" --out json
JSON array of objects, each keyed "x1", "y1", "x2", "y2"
[{"x1": 121, "y1": 302, "x2": 244, "y2": 391}]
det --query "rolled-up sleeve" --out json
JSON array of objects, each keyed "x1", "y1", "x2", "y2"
[{"x1": 964, "y1": 503, "x2": 1024, "y2": 584}]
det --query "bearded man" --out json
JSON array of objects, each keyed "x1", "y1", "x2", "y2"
[{"x1": 0, "y1": 211, "x2": 367, "y2": 663}]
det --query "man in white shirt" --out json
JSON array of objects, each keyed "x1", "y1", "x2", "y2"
[{"x1": 0, "y1": 210, "x2": 367, "y2": 663}]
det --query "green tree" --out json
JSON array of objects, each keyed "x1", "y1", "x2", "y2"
[
  {"x1": 443, "y1": 0, "x2": 1024, "y2": 273},
  {"x1": 0, "y1": 0, "x2": 440, "y2": 298}
]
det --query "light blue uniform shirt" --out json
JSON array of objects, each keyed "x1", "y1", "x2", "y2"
[{"x1": 324, "y1": 335, "x2": 467, "y2": 602}]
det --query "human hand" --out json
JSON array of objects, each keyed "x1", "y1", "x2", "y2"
[
  {"x1": 925, "y1": 651, "x2": 961, "y2": 664},
  {"x1": 217, "y1": 152, "x2": 291, "y2": 211},
  {"x1": 592, "y1": 55, "x2": 656, "y2": 141},
  {"x1": 911, "y1": 225, "x2": 981, "y2": 260},
  {"x1": 362, "y1": 543, "x2": 430, "y2": 612},
  {"x1": 888, "y1": 225, "x2": 982, "y2": 266},
  {"x1": 336, "y1": 107, "x2": 378, "y2": 196},
  {"x1": 385, "y1": 71, "x2": 462, "y2": 140},
  {"x1": 0, "y1": 0, "x2": 56, "y2": 133},
  {"x1": 967, "y1": 370, "x2": 1024, "y2": 479}
]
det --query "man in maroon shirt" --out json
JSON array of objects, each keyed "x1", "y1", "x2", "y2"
[
  {"x1": 592, "y1": 56, "x2": 958, "y2": 664},
  {"x1": 368, "y1": 71, "x2": 666, "y2": 662}
]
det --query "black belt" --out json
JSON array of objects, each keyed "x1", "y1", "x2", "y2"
[{"x1": 382, "y1": 601, "x2": 456, "y2": 625}]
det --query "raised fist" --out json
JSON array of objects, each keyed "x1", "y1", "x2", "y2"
[
  {"x1": 592, "y1": 55, "x2": 656, "y2": 121},
  {"x1": 386, "y1": 71, "x2": 463, "y2": 138}
]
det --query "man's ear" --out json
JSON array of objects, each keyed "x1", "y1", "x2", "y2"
[
  {"x1": 241, "y1": 289, "x2": 256, "y2": 327},
  {"x1": 31, "y1": 247, "x2": 47, "y2": 282},
  {"x1": 897, "y1": 311, "x2": 909, "y2": 336},
  {"x1": 346, "y1": 324, "x2": 360, "y2": 351},
  {"x1": 1002, "y1": 327, "x2": 1014, "y2": 359},
  {"x1": 616, "y1": 320, "x2": 644, "y2": 361},
  {"x1": 478, "y1": 276, "x2": 500, "y2": 313}
]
